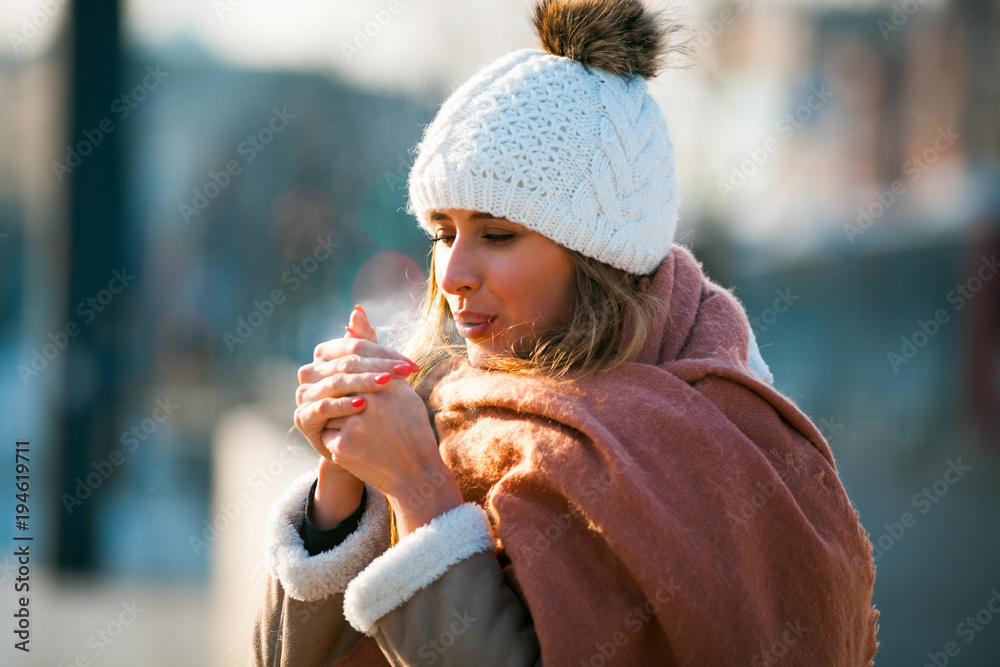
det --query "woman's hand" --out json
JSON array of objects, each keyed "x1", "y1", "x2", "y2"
[
  {"x1": 293, "y1": 306, "x2": 418, "y2": 462},
  {"x1": 321, "y1": 379, "x2": 464, "y2": 537},
  {"x1": 295, "y1": 306, "x2": 421, "y2": 529},
  {"x1": 315, "y1": 309, "x2": 464, "y2": 538}
]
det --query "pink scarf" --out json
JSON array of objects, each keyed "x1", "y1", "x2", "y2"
[{"x1": 426, "y1": 244, "x2": 879, "y2": 665}]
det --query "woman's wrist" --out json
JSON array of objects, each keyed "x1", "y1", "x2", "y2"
[
  {"x1": 312, "y1": 457, "x2": 366, "y2": 530},
  {"x1": 385, "y1": 463, "x2": 465, "y2": 539}
]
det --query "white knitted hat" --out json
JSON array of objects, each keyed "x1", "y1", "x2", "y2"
[{"x1": 406, "y1": 0, "x2": 685, "y2": 275}]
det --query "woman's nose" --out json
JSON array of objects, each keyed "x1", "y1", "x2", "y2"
[{"x1": 437, "y1": 242, "x2": 481, "y2": 295}]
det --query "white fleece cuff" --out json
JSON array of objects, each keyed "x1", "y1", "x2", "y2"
[
  {"x1": 264, "y1": 469, "x2": 391, "y2": 602},
  {"x1": 343, "y1": 502, "x2": 495, "y2": 635}
]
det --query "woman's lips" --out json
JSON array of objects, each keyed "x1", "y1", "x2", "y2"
[{"x1": 453, "y1": 312, "x2": 495, "y2": 339}]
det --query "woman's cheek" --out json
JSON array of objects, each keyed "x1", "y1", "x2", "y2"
[{"x1": 488, "y1": 259, "x2": 520, "y2": 302}]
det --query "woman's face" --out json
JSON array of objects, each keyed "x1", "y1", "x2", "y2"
[{"x1": 430, "y1": 208, "x2": 576, "y2": 365}]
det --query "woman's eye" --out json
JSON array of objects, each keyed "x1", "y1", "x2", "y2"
[
  {"x1": 483, "y1": 234, "x2": 515, "y2": 245},
  {"x1": 432, "y1": 235, "x2": 455, "y2": 246}
]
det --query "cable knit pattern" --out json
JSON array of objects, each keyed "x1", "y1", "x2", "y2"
[
  {"x1": 264, "y1": 469, "x2": 391, "y2": 602},
  {"x1": 407, "y1": 48, "x2": 679, "y2": 274}
]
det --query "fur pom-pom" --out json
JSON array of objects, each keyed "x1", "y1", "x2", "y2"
[{"x1": 533, "y1": 0, "x2": 693, "y2": 79}]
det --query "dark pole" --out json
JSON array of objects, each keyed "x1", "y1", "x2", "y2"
[
  {"x1": 57, "y1": 0, "x2": 125, "y2": 572},
  {"x1": 953, "y1": 0, "x2": 1000, "y2": 447}
]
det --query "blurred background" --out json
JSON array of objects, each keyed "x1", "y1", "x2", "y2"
[{"x1": 0, "y1": 0, "x2": 997, "y2": 664}]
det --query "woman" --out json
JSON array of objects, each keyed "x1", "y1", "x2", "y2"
[{"x1": 254, "y1": 1, "x2": 879, "y2": 665}]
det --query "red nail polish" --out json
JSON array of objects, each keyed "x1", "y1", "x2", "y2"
[
  {"x1": 394, "y1": 362, "x2": 415, "y2": 376},
  {"x1": 345, "y1": 326, "x2": 361, "y2": 339},
  {"x1": 351, "y1": 396, "x2": 365, "y2": 408},
  {"x1": 374, "y1": 373, "x2": 391, "y2": 385}
]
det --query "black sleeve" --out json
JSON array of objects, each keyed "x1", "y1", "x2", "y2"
[{"x1": 297, "y1": 479, "x2": 368, "y2": 556}]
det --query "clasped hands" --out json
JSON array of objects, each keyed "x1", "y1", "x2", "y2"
[{"x1": 294, "y1": 306, "x2": 463, "y2": 538}]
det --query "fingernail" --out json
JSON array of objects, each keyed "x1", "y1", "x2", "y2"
[
  {"x1": 374, "y1": 373, "x2": 392, "y2": 385},
  {"x1": 402, "y1": 357, "x2": 420, "y2": 371},
  {"x1": 393, "y1": 362, "x2": 415, "y2": 376},
  {"x1": 351, "y1": 396, "x2": 365, "y2": 408},
  {"x1": 354, "y1": 304, "x2": 367, "y2": 316},
  {"x1": 345, "y1": 326, "x2": 361, "y2": 338}
]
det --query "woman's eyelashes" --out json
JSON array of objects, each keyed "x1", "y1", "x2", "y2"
[
  {"x1": 483, "y1": 233, "x2": 515, "y2": 245},
  {"x1": 431, "y1": 232, "x2": 516, "y2": 246}
]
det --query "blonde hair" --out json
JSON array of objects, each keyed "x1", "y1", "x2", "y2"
[{"x1": 402, "y1": 247, "x2": 666, "y2": 392}]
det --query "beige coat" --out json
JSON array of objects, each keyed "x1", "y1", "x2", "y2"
[{"x1": 252, "y1": 472, "x2": 542, "y2": 666}]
